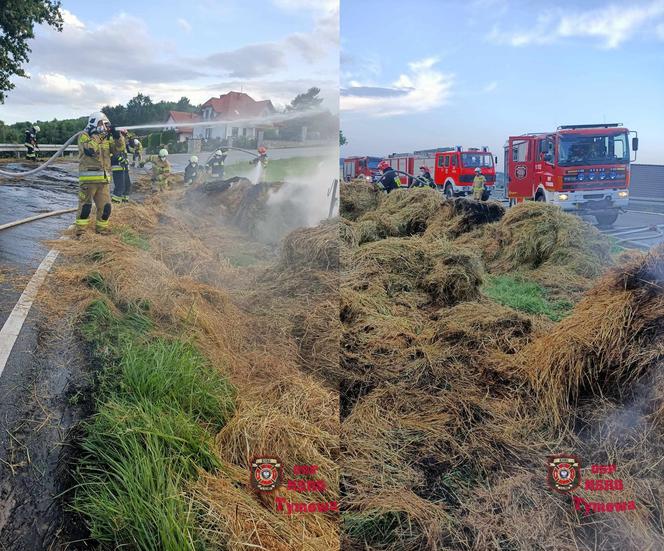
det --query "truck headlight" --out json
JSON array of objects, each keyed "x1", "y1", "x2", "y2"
[
  {"x1": 558, "y1": 193, "x2": 569, "y2": 201},
  {"x1": 618, "y1": 191, "x2": 628, "y2": 198}
]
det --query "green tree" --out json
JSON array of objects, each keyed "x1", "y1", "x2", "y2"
[
  {"x1": 286, "y1": 87, "x2": 324, "y2": 112},
  {"x1": 0, "y1": 0, "x2": 63, "y2": 102},
  {"x1": 340, "y1": 130, "x2": 347, "y2": 146}
]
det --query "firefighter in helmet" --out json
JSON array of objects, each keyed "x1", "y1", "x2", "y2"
[
  {"x1": 142, "y1": 148, "x2": 172, "y2": 192},
  {"x1": 376, "y1": 161, "x2": 400, "y2": 194},
  {"x1": 206, "y1": 148, "x2": 228, "y2": 179},
  {"x1": 127, "y1": 136, "x2": 143, "y2": 167},
  {"x1": 184, "y1": 155, "x2": 201, "y2": 186},
  {"x1": 24, "y1": 125, "x2": 40, "y2": 161},
  {"x1": 76, "y1": 112, "x2": 124, "y2": 235},
  {"x1": 472, "y1": 167, "x2": 486, "y2": 201},
  {"x1": 111, "y1": 129, "x2": 131, "y2": 203},
  {"x1": 415, "y1": 165, "x2": 435, "y2": 188}
]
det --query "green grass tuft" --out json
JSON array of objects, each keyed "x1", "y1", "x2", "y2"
[
  {"x1": 117, "y1": 227, "x2": 151, "y2": 250},
  {"x1": 225, "y1": 155, "x2": 326, "y2": 181},
  {"x1": 73, "y1": 297, "x2": 236, "y2": 549},
  {"x1": 483, "y1": 275, "x2": 573, "y2": 321}
]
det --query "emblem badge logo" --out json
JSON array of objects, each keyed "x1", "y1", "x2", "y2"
[
  {"x1": 250, "y1": 457, "x2": 282, "y2": 492},
  {"x1": 547, "y1": 455, "x2": 581, "y2": 493}
]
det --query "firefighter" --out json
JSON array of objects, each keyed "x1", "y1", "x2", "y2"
[
  {"x1": 111, "y1": 129, "x2": 131, "y2": 203},
  {"x1": 376, "y1": 161, "x2": 400, "y2": 194},
  {"x1": 24, "y1": 125, "x2": 40, "y2": 161},
  {"x1": 76, "y1": 112, "x2": 123, "y2": 235},
  {"x1": 415, "y1": 166, "x2": 435, "y2": 188},
  {"x1": 472, "y1": 167, "x2": 486, "y2": 201},
  {"x1": 207, "y1": 148, "x2": 227, "y2": 178},
  {"x1": 127, "y1": 137, "x2": 143, "y2": 167},
  {"x1": 184, "y1": 155, "x2": 201, "y2": 186},
  {"x1": 253, "y1": 146, "x2": 269, "y2": 170},
  {"x1": 142, "y1": 148, "x2": 171, "y2": 192}
]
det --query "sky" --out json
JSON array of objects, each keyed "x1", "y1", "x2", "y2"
[
  {"x1": 340, "y1": 0, "x2": 664, "y2": 165},
  {"x1": 0, "y1": 0, "x2": 339, "y2": 124}
]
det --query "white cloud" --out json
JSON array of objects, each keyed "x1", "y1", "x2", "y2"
[
  {"x1": 490, "y1": 1, "x2": 664, "y2": 48},
  {"x1": 177, "y1": 18, "x2": 192, "y2": 33},
  {"x1": 655, "y1": 21, "x2": 664, "y2": 38},
  {"x1": 272, "y1": 0, "x2": 338, "y2": 14},
  {"x1": 341, "y1": 57, "x2": 453, "y2": 117},
  {"x1": 60, "y1": 8, "x2": 84, "y2": 29},
  {"x1": 483, "y1": 81, "x2": 498, "y2": 93}
]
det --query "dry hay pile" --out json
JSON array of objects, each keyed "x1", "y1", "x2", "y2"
[
  {"x1": 340, "y1": 191, "x2": 664, "y2": 550},
  {"x1": 44, "y1": 191, "x2": 340, "y2": 549},
  {"x1": 340, "y1": 180, "x2": 381, "y2": 221}
]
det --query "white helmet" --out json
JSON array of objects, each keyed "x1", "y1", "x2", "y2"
[
  {"x1": 474, "y1": 167, "x2": 481, "y2": 173},
  {"x1": 214, "y1": 149, "x2": 223, "y2": 156},
  {"x1": 190, "y1": 155, "x2": 199, "y2": 163},
  {"x1": 86, "y1": 111, "x2": 110, "y2": 134},
  {"x1": 33, "y1": 125, "x2": 40, "y2": 133},
  {"x1": 133, "y1": 138, "x2": 140, "y2": 146},
  {"x1": 158, "y1": 148, "x2": 168, "y2": 158}
]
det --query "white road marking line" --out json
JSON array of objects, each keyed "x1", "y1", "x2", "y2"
[{"x1": 0, "y1": 227, "x2": 71, "y2": 378}]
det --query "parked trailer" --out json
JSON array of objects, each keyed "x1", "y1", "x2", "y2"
[{"x1": 504, "y1": 123, "x2": 638, "y2": 227}]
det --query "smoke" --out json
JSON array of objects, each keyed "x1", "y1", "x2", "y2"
[{"x1": 253, "y1": 149, "x2": 338, "y2": 244}]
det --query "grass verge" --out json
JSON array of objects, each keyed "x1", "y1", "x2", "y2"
[
  {"x1": 225, "y1": 155, "x2": 325, "y2": 181},
  {"x1": 483, "y1": 275, "x2": 573, "y2": 321},
  {"x1": 72, "y1": 297, "x2": 235, "y2": 549}
]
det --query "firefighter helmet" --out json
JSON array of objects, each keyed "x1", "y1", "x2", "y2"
[
  {"x1": 133, "y1": 138, "x2": 140, "y2": 147},
  {"x1": 158, "y1": 148, "x2": 168, "y2": 159},
  {"x1": 190, "y1": 155, "x2": 199, "y2": 163},
  {"x1": 86, "y1": 112, "x2": 110, "y2": 134},
  {"x1": 33, "y1": 125, "x2": 40, "y2": 133},
  {"x1": 214, "y1": 149, "x2": 224, "y2": 156},
  {"x1": 378, "y1": 160, "x2": 390, "y2": 171},
  {"x1": 474, "y1": 167, "x2": 481, "y2": 174},
  {"x1": 419, "y1": 165, "x2": 429, "y2": 172},
  {"x1": 258, "y1": 146, "x2": 267, "y2": 155}
]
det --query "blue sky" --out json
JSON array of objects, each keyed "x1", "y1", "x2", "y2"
[
  {"x1": 0, "y1": 0, "x2": 338, "y2": 124},
  {"x1": 341, "y1": 0, "x2": 664, "y2": 165}
]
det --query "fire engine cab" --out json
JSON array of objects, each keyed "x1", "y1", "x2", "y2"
[
  {"x1": 505, "y1": 123, "x2": 638, "y2": 227},
  {"x1": 433, "y1": 146, "x2": 497, "y2": 198},
  {"x1": 384, "y1": 146, "x2": 497, "y2": 195},
  {"x1": 342, "y1": 156, "x2": 382, "y2": 181}
]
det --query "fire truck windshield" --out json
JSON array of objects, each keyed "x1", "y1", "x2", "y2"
[
  {"x1": 558, "y1": 133, "x2": 629, "y2": 166},
  {"x1": 461, "y1": 153, "x2": 494, "y2": 168}
]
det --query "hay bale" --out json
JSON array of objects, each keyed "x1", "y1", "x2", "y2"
[
  {"x1": 490, "y1": 202, "x2": 612, "y2": 277},
  {"x1": 340, "y1": 180, "x2": 381, "y2": 220},
  {"x1": 356, "y1": 188, "x2": 442, "y2": 240},
  {"x1": 422, "y1": 244, "x2": 484, "y2": 306},
  {"x1": 424, "y1": 197, "x2": 505, "y2": 239},
  {"x1": 280, "y1": 218, "x2": 339, "y2": 270},
  {"x1": 522, "y1": 245, "x2": 664, "y2": 425}
]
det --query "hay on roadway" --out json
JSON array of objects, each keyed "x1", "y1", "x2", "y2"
[{"x1": 339, "y1": 182, "x2": 664, "y2": 551}]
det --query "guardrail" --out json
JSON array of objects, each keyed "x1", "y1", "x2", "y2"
[{"x1": 0, "y1": 143, "x2": 78, "y2": 157}]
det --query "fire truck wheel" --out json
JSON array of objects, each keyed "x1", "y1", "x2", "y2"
[
  {"x1": 595, "y1": 212, "x2": 618, "y2": 228},
  {"x1": 444, "y1": 185, "x2": 453, "y2": 199},
  {"x1": 535, "y1": 192, "x2": 546, "y2": 202}
]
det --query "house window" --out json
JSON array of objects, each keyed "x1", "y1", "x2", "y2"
[
  {"x1": 232, "y1": 127, "x2": 239, "y2": 137},
  {"x1": 242, "y1": 128, "x2": 248, "y2": 137}
]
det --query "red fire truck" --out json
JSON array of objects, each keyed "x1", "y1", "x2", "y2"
[
  {"x1": 505, "y1": 123, "x2": 638, "y2": 227},
  {"x1": 385, "y1": 146, "x2": 497, "y2": 196},
  {"x1": 342, "y1": 156, "x2": 383, "y2": 181}
]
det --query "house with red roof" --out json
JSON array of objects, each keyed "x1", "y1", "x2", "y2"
[
  {"x1": 164, "y1": 110, "x2": 202, "y2": 142},
  {"x1": 193, "y1": 91, "x2": 276, "y2": 144}
]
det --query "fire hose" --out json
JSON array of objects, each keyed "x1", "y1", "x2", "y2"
[{"x1": 0, "y1": 131, "x2": 83, "y2": 179}]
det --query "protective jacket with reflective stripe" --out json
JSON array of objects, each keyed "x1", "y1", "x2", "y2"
[{"x1": 78, "y1": 132, "x2": 123, "y2": 183}]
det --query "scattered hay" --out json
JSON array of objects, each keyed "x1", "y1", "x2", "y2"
[
  {"x1": 424, "y1": 197, "x2": 505, "y2": 239},
  {"x1": 523, "y1": 245, "x2": 664, "y2": 426},
  {"x1": 355, "y1": 188, "x2": 442, "y2": 242},
  {"x1": 340, "y1": 180, "x2": 380, "y2": 221},
  {"x1": 489, "y1": 202, "x2": 612, "y2": 277},
  {"x1": 281, "y1": 218, "x2": 340, "y2": 270}
]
